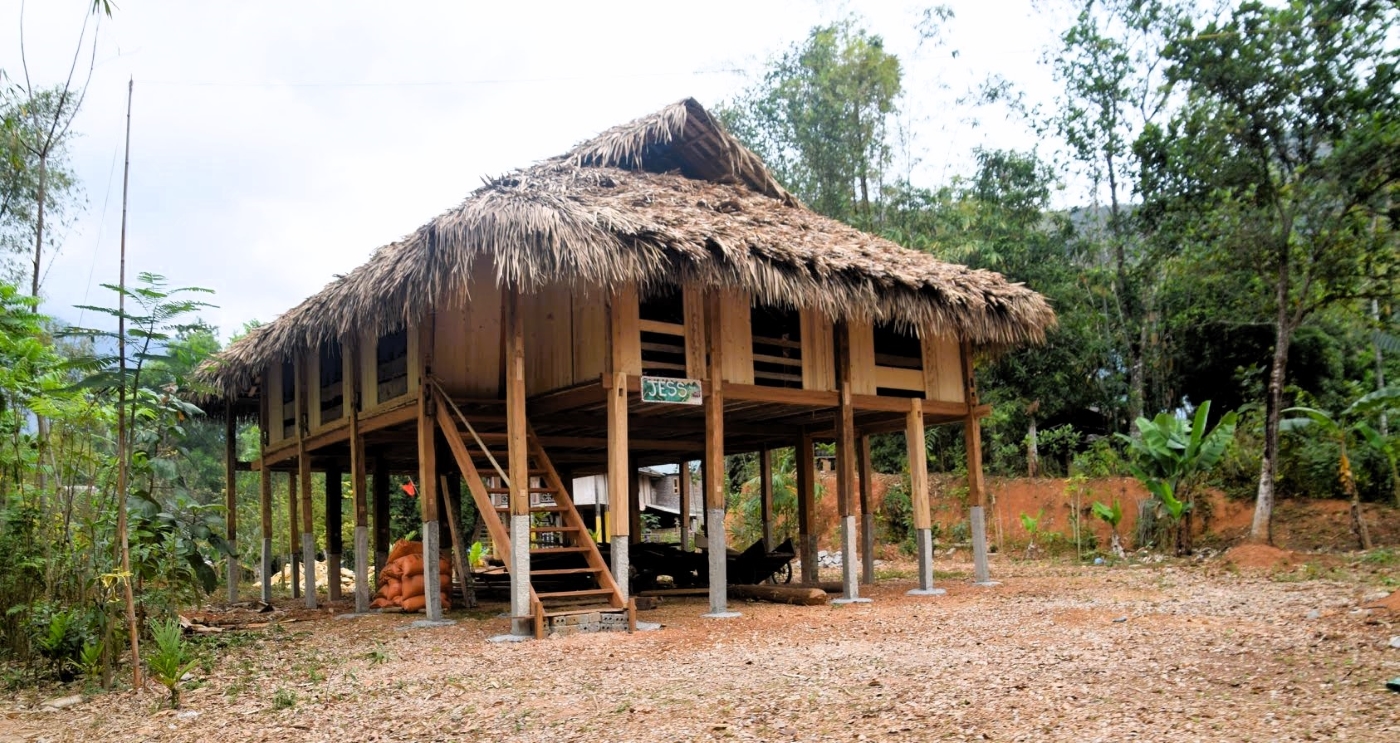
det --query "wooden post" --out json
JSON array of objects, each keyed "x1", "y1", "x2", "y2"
[
  {"x1": 296, "y1": 361, "x2": 316, "y2": 608},
  {"x1": 678, "y1": 460, "x2": 693, "y2": 552},
  {"x1": 259, "y1": 391, "x2": 273, "y2": 603},
  {"x1": 417, "y1": 324, "x2": 443, "y2": 621},
  {"x1": 832, "y1": 322, "x2": 866, "y2": 603},
  {"x1": 505, "y1": 288, "x2": 532, "y2": 634},
  {"x1": 325, "y1": 465, "x2": 343, "y2": 602},
  {"x1": 962, "y1": 340, "x2": 995, "y2": 586},
  {"x1": 796, "y1": 431, "x2": 817, "y2": 584},
  {"x1": 607, "y1": 296, "x2": 632, "y2": 597},
  {"x1": 288, "y1": 470, "x2": 300, "y2": 599},
  {"x1": 373, "y1": 455, "x2": 390, "y2": 580},
  {"x1": 858, "y1": 435, "x2": 875, "y2": 586},
  {"x1": 702, "y1": 292, "x2": 735, "y2": 618},
  {"x1": 259, "y1": 421, "x2": 273, "y2": 604},
  {"x1": 224, "y1": 401, "x2": 239, "y2": 603},
  {"x1": 350, "y1": 348, "x2": 369, "y2": 614},
  {"x1": 906, "y1": 397, "x2": 943, "y2": 595},
  {"x1": 759, "y1": 448, "x2": 774, "y2": 550},
  {"x1": 628, "y1": 459, "x2": 642, "y2": 545}
]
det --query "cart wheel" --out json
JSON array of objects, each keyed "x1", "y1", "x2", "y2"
[{"x1": 768, "y1": 562, "x2": 793, "y2": 585}]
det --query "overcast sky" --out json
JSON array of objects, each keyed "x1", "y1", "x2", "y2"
[{"x1": 4, "y1": 0, "x2": 1068, "y2": 340}]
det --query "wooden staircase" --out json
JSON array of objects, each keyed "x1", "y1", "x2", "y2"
[{"x1": 431, "y1": 385, "x2": 632, "y2": 636}]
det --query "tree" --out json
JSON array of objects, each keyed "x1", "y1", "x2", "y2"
[
  {"x1": 718, "y1": 19, "x2": 903, "y2": 226},
  {"x1": 1140, "y1": 0, "x2": 1400, "y2": 543},
  {"x1": 1281, "y1": 387, "x2": 1400, "y2": 549}
]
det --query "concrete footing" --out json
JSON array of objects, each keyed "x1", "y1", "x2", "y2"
[
  {"x1": 260, "y1": 537, "x2": 272, "y2": 603},
  {"x1": 911, "y1": 527, "x2": 936, "y2": 594},
  {"x1": 839, "y1": 515, "x2": 863, "y2": 602},
  {"x1": 510, "y1": 513, "x2": 532, "y2": 636},
  {"x1": 354, "y1": 526, "x2": 369, "y2": 614},
  {"x1": 970, "y1": 506, "x2": 999, "y2": 586},
  {"x1": 706, "y1": 508, "x2": 734, "y2": 617},
  {"x1": 423, "y1": 521, "x2": 442, "y2": 621},
  {"x1": 611, "y1": 535, "x2": 630, "y2": 601},
  {"x1": 301, "y1": 533, "x2": 316, "y2": 608}
]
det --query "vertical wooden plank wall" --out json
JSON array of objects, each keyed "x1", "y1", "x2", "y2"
[
  {"x1": 523, "y1": 285, "x2": 574, "y2": 395},
  {"x1": 719, "y1": 289, "x2": 754, "y2": 385},
  {"x1": 922, "y1": 332, "x2": 965, "y2": 403},
  {"x1": 682, "y1": 285, "x2": 706, "y2": 379},
  {"x1": 846, "y1": 318, "x2": 877, "y2": 395},
  {"x1": 573, "y1": 290, "x2": 608, "y2": 384},
  {"x1": 799, "y1": 309, "x2": 835, "y2": 391},
  {"x1": 265, "y1": 363, "x2": 283, "y2": 445}
]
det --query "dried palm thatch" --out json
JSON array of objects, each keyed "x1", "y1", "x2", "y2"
[{"x1": 201, "y1": 98, "x2": 1055, "y2": 396}]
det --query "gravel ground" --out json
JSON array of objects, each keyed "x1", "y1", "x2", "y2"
[{"x1": 3, "y1": 555, "x2": 1398, "y2": 742}]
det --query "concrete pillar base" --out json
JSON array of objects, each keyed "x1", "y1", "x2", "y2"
[
  {"x1": 301, "y1": 534, "x2": 317, "y2": 608},
  {"x1": 354, "y1": 526, "x2": 370, "y2": 614},
  {"x1": 702, "y1": 611, "x2": 742, "y2": 619},
  {"x1": 839, "y1": 514, "x2": 860, "y2": 600},
  {"x1": 830, "y1": 597, "x2": 873, "y2": 605},
  {"x1": 610, "y1": 535, "x2": 630, "y2": 601},
  {"x1": 509, "y1": 513, "x2": 532, "y2": 636},
  {"x1": 423, "y1": 521, "x2": 442, "y2": 621},
  {"x1": 907, "y1": 588, "x2": 947, "y2": 596},
  {"x1": 970, "y1": 506, "x2": 992, "y2": 585},
  {"x1": 260, "y1": 538, "x2": 273, "y2": 604},
  {"x1": 914, "y1": 528, "x2": 935, "y2": 592},
  {"x1": 706, "y1": 508, "x2": 729, "y2": 616}
]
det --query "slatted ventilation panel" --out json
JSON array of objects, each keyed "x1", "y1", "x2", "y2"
[
  {"x1": 873, "y1": 322, "x2": 925, "y2": 397},
  {"x1": 375, "y1": 328, "x2": 409, "y2": 403},
  {"x1": 318, "y1": 341, "x2": 344, "y2": 423},
  {"x1": 280, "y1": 361, "x2": 297, "y2": 439},
  {"x1": 751, "y1": 304, "x2": 803, "y2": 388},
  {"x1": 638, "y1": 286, "x2": 688, "y2": 379}
]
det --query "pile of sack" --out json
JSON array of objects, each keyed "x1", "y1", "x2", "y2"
[{"x1": 369, "y1": 540, "x2": 452, "y2": 612}]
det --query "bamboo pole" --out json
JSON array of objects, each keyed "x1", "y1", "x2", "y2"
[
  {"x1": 114, "y1": 77, "x2": 140, "y2": 687},
  {"x1": 225, "y1": 401, "x2": 239, "y2": 603}
]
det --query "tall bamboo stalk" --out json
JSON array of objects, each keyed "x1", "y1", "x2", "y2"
[{"x1": 116, "y1": 78, "x2": 141, "y2": 687}]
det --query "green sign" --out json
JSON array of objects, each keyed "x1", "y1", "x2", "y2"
[{"x1": 640, "y1": 376, "x2": 703, "y2": 406}]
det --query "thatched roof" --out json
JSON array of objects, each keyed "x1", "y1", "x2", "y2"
[{"x1": 202, "y1": 98, "x2": 1055, "y2": 395}]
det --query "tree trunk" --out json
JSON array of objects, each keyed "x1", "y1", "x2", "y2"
[
  {"x1": 1026, "y1": 415, "x2": 1039, "y2": 477},
  {"x1": 1250, "y1": 279, "x2": 1294, "y2": 544},
  {"x1": 1339, "y1": 449, "x2": 1373, "y2": 551}
]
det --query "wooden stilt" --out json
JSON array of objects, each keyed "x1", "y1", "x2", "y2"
[
  {"x1": 906, "y1": 397, "x2": 942, "y2": 595},
  {"x1": 796, "y1": 430, "x2": 817, "y2": 584},
  {"x1": 628, "y1": 457, "x2": 642, "y2": 545},
  {"x1": 325, "y1": 465, "x2": 343, "y2": 602},
  {"x1": 417, "y1": 372, "x2": 442, "y2": 621},
  {"x1": 678, "y1": 460, "x2": 693, "y2": 552},
  {"x1": 759, "y1": 448, "x2": 774, "y2": 550},
  {"x1": 296, "y1": 361, "x2": 316, "y2": 608},
  {"x1": 350, "y1": 376, "x2": 369, "y2": 613},
  {"x1": 505, "y1": 288, "x2": 532, "y2": 634},
  {"x1": 259, "y1": 446, "x2": 273, "y2": 604},
  {"x1": 961, "y1": 340, "x2": 994, "y2": 585},
  {"x1": 373, "y1": 455, "x2": 390, "y2": 579},
  {"x1": 858, "y1": 435, "x2": 875, "y2": 586},
  {"x1": 607, "y1": 296, "x2": 633, "y2": 597},
  {"x1": 288, "y1": 471, "x2": 300, "y2": 599},
  {"x1": 224, "y1": 401, "x2": 239, "y2": 603},
  {"x1": 702, "y1": 291, "x2": 735, "y2": 618},
  {"x1": 833, "y1": 322, "x2": 865, "y2": 603},
  {"x1": 440, "y1": 471, "x2": 473, "y2": 610}
]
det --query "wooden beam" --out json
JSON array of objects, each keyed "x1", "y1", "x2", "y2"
[
  {"x1": 678, "y1": 460, "x2": 693, "y2": 552},
  {"x1": 834, "y1": 322, "x2": 862, "y2": 600},
  {"x1": 960, "y1": 341, "x2": 986, "y2": 509},
  {"x1": 628, "y1": 454, "x2": 642, "y2": 545},
  {"x1": 417, "y1": 316, "x2": 442, "y2": 621},
  {"x1": 529, "y1": 381, "x2": 607, "y2": 418},
  {"x1": 349, "y1": 344, "x2": 369, "y2": 613},
  {"x1": 759, "y1": 448, "x2": 774, "y2": 550},
  {"x1": 259, "y1": 440, "x2": 273, "y2": 604},
  {"x1": 725, "y1": 384, "x2": 838, "y2": 408}
]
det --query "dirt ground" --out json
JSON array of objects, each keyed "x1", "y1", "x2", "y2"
[{"x1": 3, "y1": 553, "x2": 1399, "y2": 743}]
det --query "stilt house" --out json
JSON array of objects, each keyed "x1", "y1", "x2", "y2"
[{"x1": 202, "y1": 98, "x2": 1055, "y2": 634}]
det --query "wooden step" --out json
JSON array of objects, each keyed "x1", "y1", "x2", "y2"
[
  {"x1": 530, "y1": 566, "x2": 603, "y2": 576},
  {"x1": 535, "y1": 588, "x2": 615, "y2": 600},
  {"x1": 495, "y1": 505, "x2": 568, "y2": 513},
  {"x1": 530, "y1": 546, "x2": 588, "y2": 555}
]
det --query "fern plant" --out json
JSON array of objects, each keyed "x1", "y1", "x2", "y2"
[{"x1": 146, "y1": 618, "x2": 196, "y2": 709}]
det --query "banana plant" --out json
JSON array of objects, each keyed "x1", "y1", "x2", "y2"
[
  {"x1": 1118, "y1": 400, "x2": 1238, "y2": 555},
  {"x1": 1280, "y1": 387, "x2": 1399, "y2": 551},
  {"x1": 1092, "y1": 499, "x2": 1126, "y2": 559}
]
